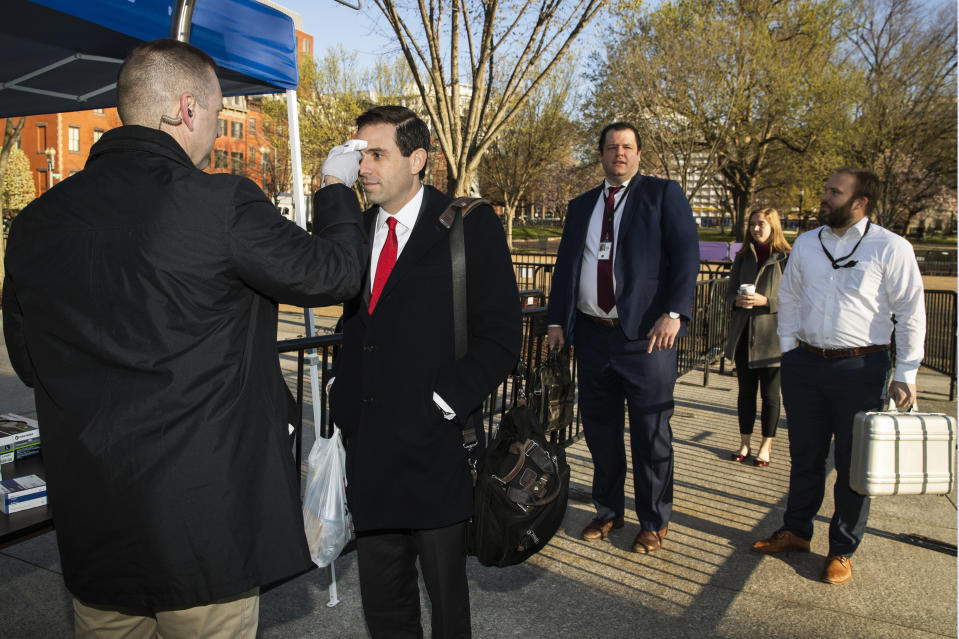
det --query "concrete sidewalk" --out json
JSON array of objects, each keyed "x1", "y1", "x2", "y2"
[{"x1": 0, "y1": 325, "x2": 955, "y2": 638}]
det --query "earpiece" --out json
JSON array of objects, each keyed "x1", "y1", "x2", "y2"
[{"x1": 187, "y1": 109, "x2": 194, "y2": 118}]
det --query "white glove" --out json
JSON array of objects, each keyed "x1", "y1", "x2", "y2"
[{"x1": 322, "y1": 139, "x2": 367, "y2": 188}]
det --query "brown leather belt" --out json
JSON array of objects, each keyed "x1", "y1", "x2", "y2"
[
  {"x1": 799, "y1": 341, "x2": 888, "y2": 359},
  {"x1": 579, "y1": 312, "x2": 620, "y2": 328}
]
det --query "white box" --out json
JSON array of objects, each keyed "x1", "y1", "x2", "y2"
[
  {"x1": 0, "y1": 474, "x2": 47, "y2": 514},
  {"x1": 850, "y1": 410, "x2": 956, "y2": 496}
]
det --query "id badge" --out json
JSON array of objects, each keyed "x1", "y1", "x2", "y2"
[{"x1": 598, "y1": 242, "x2": 612, "y2": 261}]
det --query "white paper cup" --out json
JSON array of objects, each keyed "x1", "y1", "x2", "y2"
[{"x1": 739, "y1": 284, "x2": 755, "y2": 308}]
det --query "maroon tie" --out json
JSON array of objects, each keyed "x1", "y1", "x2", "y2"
[
  {"x1": 597, "y1": 186, "x2": 622, "y2": 313},
  {"x1": 369, "y1": 217, "x2": 398, "y2": 313}
]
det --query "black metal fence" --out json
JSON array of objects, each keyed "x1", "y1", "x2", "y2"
[
  {"x1": 277, "y1": 270, "x2": 956, "y2": 456},
  {"x1": 922, "y1": 290, "x2": 957, "y2": 400},
  {"x1": 915, "y1": 249, "x2": 957, "y2": 277},
  {"x1": 676, "y1": 278, "x2": 731, "y2": 385}
]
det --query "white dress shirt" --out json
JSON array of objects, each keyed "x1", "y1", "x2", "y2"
[
  {"x1": 777, "y1": 217, "x2": 925, "y2": 383},
  {"x1": 577, "y1": 179, "x2": 631, "y2": 318},
  {"x1": 368, "y1": 186, "x2": 424, "y2": 293}
]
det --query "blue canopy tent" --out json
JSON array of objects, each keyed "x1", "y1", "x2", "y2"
[{"x1": 2, "y1": 0, "x2": 345, "y2": 602}]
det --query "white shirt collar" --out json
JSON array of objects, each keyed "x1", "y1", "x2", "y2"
[
  {"x1": 823, "y1": 215, "x2": 870, "y2": 241},
  {"x1": 603, "y1": 177, "x2": 632, "y2": 194},
  {"x1": 376, "y1": 185, "x2": 424, "y2": 232}
]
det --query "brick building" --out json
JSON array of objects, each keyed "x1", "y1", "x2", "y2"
[{"x1": 1, "y1": 21, "x2": 313, "y2": 201}]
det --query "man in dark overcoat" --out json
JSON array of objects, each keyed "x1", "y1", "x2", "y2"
[
  {"x1": 1, "y1": 39, "x2": 366, "y2": 637},
  {"x1": 331, "y1": 106, "x2": 521, "y2": 638},
  {"x1": 546, "y1": 122, "x2": 699, "y2": 554}
]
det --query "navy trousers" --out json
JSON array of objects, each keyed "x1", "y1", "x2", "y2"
[
  {"x1": 574, "y1": 315, "x2": 677, "y2": 531},
  {"x1": 780, "y1": 347, "x2": 889, "y2": 557}
]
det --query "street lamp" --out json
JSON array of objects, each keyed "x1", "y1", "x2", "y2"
[{"x1": 44, "y1": 147, "x2": 56, "y2": 190}]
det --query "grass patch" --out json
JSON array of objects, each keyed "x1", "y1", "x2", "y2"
[{"x1": 511, "y1": 225, "x2": 564, "y2": 240}]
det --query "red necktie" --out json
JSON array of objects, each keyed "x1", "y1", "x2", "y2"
[
  {"x1": 369, "y1": 217, "x2": 398, "y2": 313},
  {"x1": 597, "y1": 186, "x2": 622, "y2": 313}
]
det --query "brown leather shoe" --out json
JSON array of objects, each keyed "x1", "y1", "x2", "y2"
[
  {"x1": 821, "y1": 554, "x2": 852, "y2": 584},
  {"x1": 581, "y1": 516, "x2": 624, "y2": 541},
  {"x1": 632, "y1": 525, "x2": 668, "y2": 554},
  {"x1": 751, "y1": 530, "x2": 811, "y2": 554}
]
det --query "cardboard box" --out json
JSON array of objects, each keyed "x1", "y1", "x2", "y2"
[
  {"x1": 0, "y1": 474, "x2": 47, "y2": 514},
  {"x1": 0, "y1": 414, "x2": 41, "y2": 465}
]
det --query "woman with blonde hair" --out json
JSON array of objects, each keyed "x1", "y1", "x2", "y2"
[{"x1": 725, "y1": 208, "x2": 791, "y2": 466}]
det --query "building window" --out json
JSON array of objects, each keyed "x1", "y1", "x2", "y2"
[
  {"x1": 36, "y1": 124, "x2": 47, "y2": 151},
  {"x1": 249, "y1": 146, "x2": 257, "y2": 163},
  {"x1": 214, "y1": 149, "x2": 228, "y2": 169},
  {"x1": 249, "y1": 118, "x2": 256, "y2": 135},
  {"x1": 68, "y1": 126, "x2": 80, "y2": 152},
  {"x1": 218, "y1": 119, "x2": 228, "y2": 137},
  {"x1": 93, "y1": 108, "x2": 104, "y2": 115},
  {"x1": 231, "y1": 121, "x2": 243, "y2": 139},
  {"x1": 93, "y1": 129, "x2": 105, "y2": 143},
  {"x1": 230, "y1": 151, "x2": 244, "y2": 174}
]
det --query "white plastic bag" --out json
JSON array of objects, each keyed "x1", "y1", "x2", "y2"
[{"x1": 302, "y1": 425, "x2": 352, "y2": 568}]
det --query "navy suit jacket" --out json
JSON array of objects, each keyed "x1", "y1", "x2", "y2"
[{"x1": 546, "y1": 174, "x2": 700, "y2": 344}]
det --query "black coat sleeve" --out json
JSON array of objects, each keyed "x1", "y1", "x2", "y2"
[
  {"x1": 433, "y1": 207, "x2": 522, "y2": 417},
  {"x1": 228, "y1": 181, "x2": 368, "y2": 307},
  {"x1": 661, "y1": 181, "x2": 700, "y2": 320},
  {"x1": 1, "y1": 273, "x2": 34, "y2": 387}
]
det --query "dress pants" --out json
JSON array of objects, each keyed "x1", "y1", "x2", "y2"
[
  {"x1": 574, "y1": 315, "x2": 677, "y2": 531},
  {"x1": 73, "y1": 588, "x2": 259, "y2": 639},
  {"x1": 780, "y1": 347, "x2": 889, "y2": 557},
  {"x1": 356, "y1": 521, "x2": 470, "y2": 639}
]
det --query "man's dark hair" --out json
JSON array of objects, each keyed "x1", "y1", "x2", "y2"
[
  {"x1": 356, "y1": 105, "x2": 431, "y2": 179},
  {"x1": 835, "y1": 167, "x2": 881, "y2": 216},
  {"x1": 598, "y1": 122, "x2": 642, "y2": 153},
  {"x1": 117, "y1": 39, "x2": 218, "y2": 126}
]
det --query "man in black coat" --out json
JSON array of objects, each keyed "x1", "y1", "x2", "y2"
[
  {"x1": 2, "y1": 39, "x2": 366, "y2": 637},
  {"x1": 331, "y1": 106, "x2": 521, "y2": 638}
]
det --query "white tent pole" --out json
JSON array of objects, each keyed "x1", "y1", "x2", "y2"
[
  {"x1": 286, "y1": 88, "x2": 340, "y2": 607},
  {"x1": 285, "y1": 88, "x2": 322, "y2": 437}
]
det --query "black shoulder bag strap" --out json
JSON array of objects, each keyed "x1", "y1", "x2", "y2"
[{"x1": 438, "y1": 197, "x2": 489, "y2": 466}]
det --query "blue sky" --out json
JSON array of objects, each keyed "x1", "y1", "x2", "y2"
[{"x1": 276, "y1": 0, "x2": 396, "y2": 70}]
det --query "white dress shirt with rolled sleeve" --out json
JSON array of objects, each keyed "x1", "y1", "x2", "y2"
[{"x1": 777, "y1": 216, "x2": 925, "y2": 383}]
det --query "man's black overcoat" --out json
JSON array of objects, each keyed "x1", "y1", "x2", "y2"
[
  {"x1": 332, "y1": 185, "x2": 522, "y2": 531},
  {"x1": 2, "y1": 126, "x2": 366, "y2": 609}
]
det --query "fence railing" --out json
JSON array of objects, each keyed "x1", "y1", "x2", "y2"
[
  {"x1": 915, "y1": 249, "x2": 958, "y2": 277},
  {"x1": 922, "y1": 290, "x2": 957, "y2": 400},
  {"x1": 276, "y1": 280, "x2": 956, "y2": 458}
]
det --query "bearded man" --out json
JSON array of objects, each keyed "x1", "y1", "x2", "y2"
[{"x1": 750, "y1": 168, "x2": 925, "y2": 585}]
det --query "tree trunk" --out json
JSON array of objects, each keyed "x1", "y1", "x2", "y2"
[{"x1": 504, "y1": 202, "x2": 516, "y2": 250}]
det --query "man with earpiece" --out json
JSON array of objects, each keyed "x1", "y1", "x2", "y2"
[{"x1": 3, "y1": 38, "x2": 367, "y2": 637}]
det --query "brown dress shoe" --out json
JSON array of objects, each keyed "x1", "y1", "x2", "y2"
[
  {"x1": 632, "y1": 525, "x2": 668, "y2": 554},
  {"x1": 751, "y1": 530, "x2": 811, "y2": 554},
  {"x1": 821, "y1": 554, "x2": 852, "y2": 584},
  {"x1": 581, "y1": 516, "x2": 624, "y2": 541}
]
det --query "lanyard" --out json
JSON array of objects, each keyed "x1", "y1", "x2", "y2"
[{"x1": 818, "y1": 220, "x2": 870, "y2": 269}]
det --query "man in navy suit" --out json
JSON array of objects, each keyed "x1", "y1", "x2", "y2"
[{"x1": 546, "y1": 122, "x2": 699, "y2": 553}]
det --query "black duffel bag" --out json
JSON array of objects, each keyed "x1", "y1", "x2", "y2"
[{"x1": 468, "y1": 403, "x2": 570, "y2": 567}]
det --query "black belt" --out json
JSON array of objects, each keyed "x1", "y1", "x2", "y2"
[
  {"x1": 579, "y1": 312, "x2": 619, "y2": 328},
  {"x1": 799, "y1": 341, "x2": 889, "y2": 359}
]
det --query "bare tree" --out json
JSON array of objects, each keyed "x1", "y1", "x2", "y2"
[
  {"x1": 369, "y1": 0, "x2": 605, "y2": 196},
  {"x1": 480, "y1": 71, "x2": 575, "y2": 247},
  {"x1": 846, "y1": 0, "x2": 957, "y2": 232}
]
